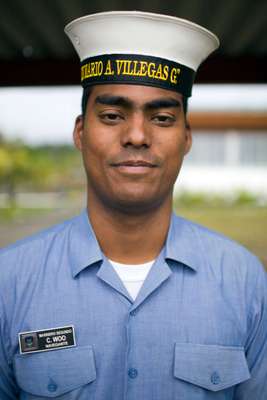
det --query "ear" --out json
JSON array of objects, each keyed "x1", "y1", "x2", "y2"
[
  {"x1": 73, "y1": 115, "x2": 84, "y2": 152},
  {"x1": 184, "y1": 120, "x2": 192, "y2": 155}
]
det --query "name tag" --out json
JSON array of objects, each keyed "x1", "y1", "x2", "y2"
[{"x1": 19, "y1": 325, "x2": 76, "y2": 354}]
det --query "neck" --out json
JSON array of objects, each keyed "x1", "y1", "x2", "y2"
[{"x1": 87, "y1": 197, "x2": 172, "y2": 264}]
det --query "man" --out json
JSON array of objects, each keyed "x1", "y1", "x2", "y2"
[{"x1": 0, "y1": 11, "x2": 266, "y2": 400}]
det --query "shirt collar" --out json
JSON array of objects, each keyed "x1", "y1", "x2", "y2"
[
  {"x1": 69, "y1": 210, "x2": 201, "y2": 278},
  {"x1": 164, "y1": 213, "x2": 202, "y2": 272},
  {"x1": 69, "y1": 209, "x2": 103, "y2": 278}
]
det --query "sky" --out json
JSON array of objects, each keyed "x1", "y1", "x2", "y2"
[{"x1": 0, "y1": 84, "x2": 267, "y2": 145}]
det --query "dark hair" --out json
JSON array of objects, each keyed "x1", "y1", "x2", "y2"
[
  {"x1": 81, "y1": 86, "x2": 93, "y2": 116},
  {"x1": 81, "y1": 86, "x2": 188, "y2": 116}
]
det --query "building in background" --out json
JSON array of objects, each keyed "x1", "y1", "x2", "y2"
[{"x1": 175, "y1": 85, "x2": 267, "y2": 198}]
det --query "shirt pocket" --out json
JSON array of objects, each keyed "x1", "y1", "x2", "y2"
[
  {"x1": 174, "y1": 343, "x2": 250, "y2": 392},
  {"x1": 13, "y1": 345, "x2": 96, "y2": 398}
]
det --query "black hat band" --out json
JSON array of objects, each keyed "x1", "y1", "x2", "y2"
[{"x1": 81, "y1": 54, "x2": 195, "y2": 97}]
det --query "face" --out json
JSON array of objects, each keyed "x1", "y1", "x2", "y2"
[{"x1": 74, "y1": 84, "x2": 192, "y2": 214}]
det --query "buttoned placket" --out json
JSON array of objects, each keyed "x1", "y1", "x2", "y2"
[{"x1": 96, "y1": 252, "x2": 172, "y2": 399}]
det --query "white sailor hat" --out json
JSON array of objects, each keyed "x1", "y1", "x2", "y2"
[{"x1": 65, "y1": 11, "x2": 219, "y2": 97}]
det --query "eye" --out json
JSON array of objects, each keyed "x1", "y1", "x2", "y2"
[
  {"x1": 152, "y1": 114, "x2": 176, "y2": 126},
  {"x1": 99, "y1": 111, "x2": 124, "y2": 125}
]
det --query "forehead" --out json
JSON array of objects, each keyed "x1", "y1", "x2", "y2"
[{"x1": 88, "y1": 84, "x2": 183, "y2": 106}]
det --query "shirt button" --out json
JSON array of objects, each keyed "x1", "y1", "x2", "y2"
[
  {"x1": 47, "y1": 383, "x2": 57, "y2": 392},
  {"x1": 211, "y1": 371, "x2": 221, "y2": 385},
  {"x1": 130, "y1": 310, "x2": 137, "y2": 316},
  {"x1": 128, "y1": 368, "x2": 138, "y2": 379}
]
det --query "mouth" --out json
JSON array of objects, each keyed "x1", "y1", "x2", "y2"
[
  {"x1": 110, "y1": 160, "x2": 158, "y2": 175},
  {"x1": 111, "y1": 160, "x2": 157, "y2": 168}
]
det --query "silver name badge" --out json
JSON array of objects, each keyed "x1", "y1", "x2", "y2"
[{"x1": 19, "y1": 325, "x2": 76, "y2": 354}]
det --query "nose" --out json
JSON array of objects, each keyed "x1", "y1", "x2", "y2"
[{"x1": 121, "y1": 113, "x2": 151, "y2": 149}]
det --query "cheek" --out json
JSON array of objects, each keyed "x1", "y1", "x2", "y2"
[
  {"x1": 81, "y1": 128, "x2": 118, "y2": 181},
  {"x1": 82, "y1": 127, "x2": 110, "y2": 160},
  {"x1": 160, "y1": 137, "x2": 187, "y2": 177},
  {"x1": 159, "y1": 131, "x2": 186, "y2": 159}
]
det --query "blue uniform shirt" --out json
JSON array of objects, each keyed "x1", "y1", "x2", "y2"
[{"x1": 0, "y1": 210, "x2": 266, "y2": 399}]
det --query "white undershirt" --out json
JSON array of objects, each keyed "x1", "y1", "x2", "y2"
[{"x1": 109, "y1": 259, "x2": 155, "y2": 300}]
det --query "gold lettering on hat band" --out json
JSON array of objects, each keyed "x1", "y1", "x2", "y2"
[
  {"x1": 82, "y1": 59, "x2": 172, "y2": 82},
  {"x1": 80, "y1": 54, "x2": 195, "y2": 97}
]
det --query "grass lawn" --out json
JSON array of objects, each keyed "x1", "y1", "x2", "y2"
[{"x1": 0, "y1": 205, "x2": 266, "y2": 270}]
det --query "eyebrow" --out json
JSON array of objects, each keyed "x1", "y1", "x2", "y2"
[
  {"x1": 94, "y1": 94, "x2": 181, "y2": 110},
  {"x1": 95, "y1": 95, "x2": 133, "y2": 108},
  {"x1": 144, "y1": 98, "x2": 181, "y2": 110}
]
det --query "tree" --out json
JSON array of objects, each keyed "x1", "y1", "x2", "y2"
[{"x1": 0, "y1": 139, "x2": 53, "y2": 207}]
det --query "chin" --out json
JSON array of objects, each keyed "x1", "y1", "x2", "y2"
[{"x1": 108, "y1": 191, "x2": 168, "y2": 215}]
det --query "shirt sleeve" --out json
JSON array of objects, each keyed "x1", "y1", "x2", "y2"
[
  {"x1": 234, "y1": 257, "x2": 267, "y2": 399},
  {"x1": 0, "y1": 299, "x2": 19, "y2": 399}
]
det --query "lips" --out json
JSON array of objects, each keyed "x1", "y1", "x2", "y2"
[
  {"x1": 112, "y1": 160, "x2": 156, "y2": 168},
  {"x1": 109, "y1": 159, "x2": 158, "y2": 176}
]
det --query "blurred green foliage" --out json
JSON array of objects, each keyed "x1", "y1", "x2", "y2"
[{"x1": 0, "y1": 136, "x2": 83, "y2": 207}]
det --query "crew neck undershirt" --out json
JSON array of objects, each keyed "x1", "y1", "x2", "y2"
[{"x1": 108, "y1": 259, "x2": 155, "y2": 300}]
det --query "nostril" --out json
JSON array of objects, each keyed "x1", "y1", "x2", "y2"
[{"x1": 123, "y1": 142, "x2": 149, "y2": 149}]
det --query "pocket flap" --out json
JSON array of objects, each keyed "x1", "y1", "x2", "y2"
[
  {"x1": 174, "y1": 343, "x2": 250, "y2": 392},
  {"x1": 14, "y1": 345, "x2": 96, "y2": 397}
]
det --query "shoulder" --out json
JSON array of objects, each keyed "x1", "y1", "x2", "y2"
[
  {"x1": 172, "y1": 213, "x2": 265, "y2": 282},
  {"x1": 172, "y1": 214, "x2": 267, "y2": 320},
  {"x1": 0, "y1": 213, "x2": 80, "y2": 284}
]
